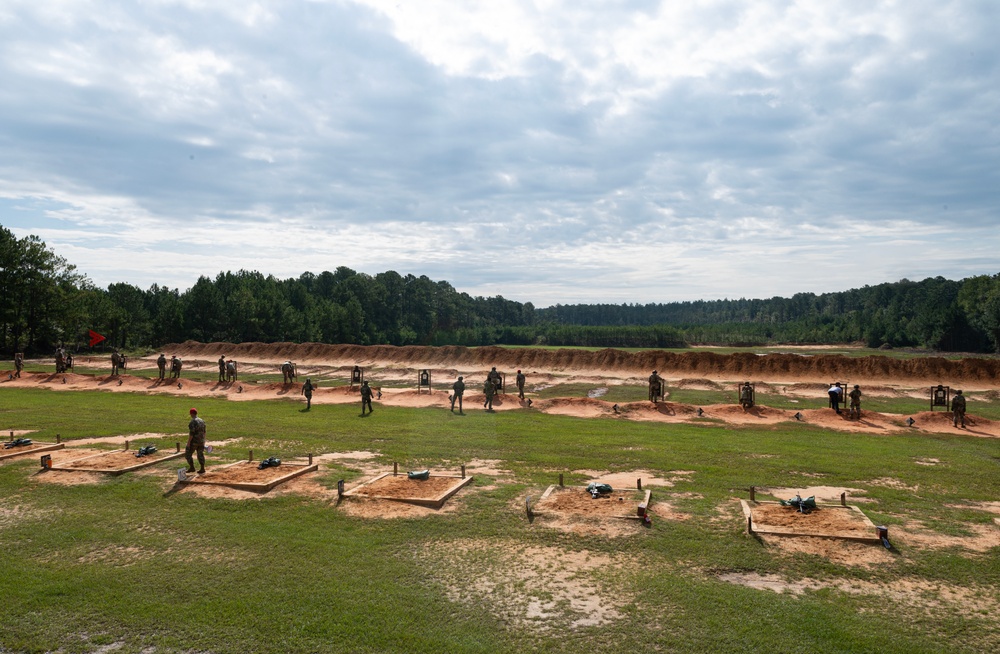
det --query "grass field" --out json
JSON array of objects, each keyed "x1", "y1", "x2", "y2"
[{"x1": 2, "y1": 385, "x2": 999, "y2": 653}]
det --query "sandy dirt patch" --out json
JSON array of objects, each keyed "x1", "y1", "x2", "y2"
[
  {"x1": 894, "y1": 519, "x2": 1000, "y2": 553},
  {"x1": 756, "y1": 536, "x2": 892, "y2": 567},
  {"x1": 55, "y1": 449, "x2": 180, "y2": 471},
  {"x1": 570, "y1": 468, "x2": 682, "y2": 488},
  {"x1": 763, "y1": 486, "x2": 868, "y2": 503},
  {"x1": 348, "y1": 474, "x2": 466, "y2": 500},
  {"x1": 416, "y1": 539, "x2": 634, "y2": 630},
  {"x1": 748, "y1": 503, "x2": 875, "y2": 538}
]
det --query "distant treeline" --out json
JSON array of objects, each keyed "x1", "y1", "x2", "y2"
[{"x1": 2, "y1": 225, "x2": 999, "y2": 354}]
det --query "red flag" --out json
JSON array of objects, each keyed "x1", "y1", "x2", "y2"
[{"x1": 88, "y1": 330, "x2": 106, "y2": 347}]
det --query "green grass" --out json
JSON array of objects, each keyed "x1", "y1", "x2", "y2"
[{"x1": 2, "y1": 386, "x2": 999, "y2": 653}]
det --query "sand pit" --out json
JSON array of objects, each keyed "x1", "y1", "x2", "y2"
[
  {"x1": 742, "y1": 500, "x2": 879, "y2": 542},
  {"x1": 342, "y1": 471, "x2": 473, "y2": 507},
  {"x1": 1, "y1": 439, "x2": 64, "y2": 461},
  {"x1": 51, "y1": 448, "x2": 184, "y2": 475},
  {"x1": 181, "y1": 459, "x2": 318, "y2": 491},
  {"x1": 533, "y1": 486, "x2": 649, "y2": 519}
]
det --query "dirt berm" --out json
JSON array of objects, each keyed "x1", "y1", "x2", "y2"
[{"x1": 163, "y1": 342, "x2": 1000, "y2": 384}]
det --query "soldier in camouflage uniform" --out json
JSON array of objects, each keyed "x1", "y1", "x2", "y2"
[
  {"x1": 170, "y1": 356, "x2": 182, "y2": 379},
  {"x1": 360, "y1": 381, "x2": 374, "y2": 415},
  {"x1": 156, "y1": 353, "x2": 166, "y2": 380},
  {"x1": 483, "y1": 376, "x2": 495, "y2": 411},
  {"x1": 952, "y1": 390, "x2": 967, "y2": 428},
  {"x1": 111, "y1": 351, "x2": 122, "y2": 376},
  {"x1": 218, "y1": 355, "x2": 226, "y2": 382},
  {"x1": 451, "y1": 376, "x2": 465, "y2": 413},
  {"x1": 301, "y1": 378, "x2": 315, "y2": 410},
  {"x1": 516, "y1": 370, "x2": 526, "y2": 400},
  {"x1": 648, "y1": 370, "x2": 664, "y2": 403},
  {"x1": 848, "y1": 385, "x2": 863, "y2": 420},
  {"x1": 14, "y1": 353, "x2": 23, "y2": 378},
  {"x1": 185, "y1": 408, "x2": 207, "y2": 474}
]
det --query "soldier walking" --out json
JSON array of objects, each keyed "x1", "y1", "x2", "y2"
[
  {"x1": 516, "y1": 370, "x2": 526, "y2": 400},
  {"x1": 13, "y1": 353, "x2": 23, "y2": 378},
  {"x1": 952, "y1": 390, "x2": 967, "y2": 428},
  {"x1": 483, "y1": 376, "x2": 495, "y2": 411},
  {"x1": 185, "y1": 408, "x2": 207, "y2": 474},
  {"x1": 848, "y1": 385, "x2": 863, "y2": 420},
  {"x1": 156, "y1": 353, "x2": 166, "y2": 380},
  {"x1": 360, "y1": 380, "x2": 374, "y2": 415},
  {"x1": 451, "y1": 376, "x2": 465, "y2": 414},
  {"x1": 301, "y1": 378, "x2": 315, "y2": 410}
]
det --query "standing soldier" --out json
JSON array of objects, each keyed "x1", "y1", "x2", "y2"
[
  {"x1": 156, "y1": 353, "x2": 166, "y2": 380},
  {"x1": 483, "y1": 376, "x2": 495, "y2": 411},
  {"x1": 218, "y1": 355, "x2": 226, "y2": 382},
  {"x1": 111, "y1": 351, "x2": 121, "y2": 376},
  {"x1": 739, "y1": 382, "x2": 754, "y2": 410},
  {"x1": 226, "y1": 360, "x2": 237, "y2": 382},
  {"x1": 952, "y1": 390, "x2": 967, "y2": 428},
  {"x1": 301, "y1": 378, "x2": 315, "y2": 410},
  {"x1": 360, "y1": 380, "x2": 374, "y2": 415},
  {"x1": 648, "y1": 370, "x2": 664, "y2": 403},
  {"x1": 55, "y1": 348, "x2": 66, "y2": 374},
  {"x1": 170, "y1": 356, "x2": 183, "y2": 379},
  {"x1": 185, "y1": 408, "x2": 207, "y2": 474},
  {"x1": 488, "y1": 367, "x2": 502, "y2": 394},
  {"x1": 13, "y1": 353, "x2": 23, "y2": 378},
  {"x1": 516, "y1": 370, "x2": 526, "y2": 400},
  {"x1": 451, "y1": 376, "x2": 465, "y2": 414},
  {"x1": 848, "y1": 385, "x2": 863, "y2": 420}
]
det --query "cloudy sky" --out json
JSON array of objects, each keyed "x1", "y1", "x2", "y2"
[{"x1": 2, "y1": 0, "x2": 998, "y2": 305}]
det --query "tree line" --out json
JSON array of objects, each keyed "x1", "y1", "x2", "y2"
[{"x1": 3, "y1": 225, "x2": 1000, "y2": 354}]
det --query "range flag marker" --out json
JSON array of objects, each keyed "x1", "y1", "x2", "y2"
[{"x1": 88, "y1": 330, "x2": 106, "y2": 347}]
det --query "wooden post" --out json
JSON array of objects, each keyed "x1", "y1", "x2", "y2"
[
  {"x1": 558, "y1": 473, "x2": 564, "y2": 487},
  {"x1": 176, "y1": 442, "x2": 180, "y2": 453},
  {"x1": 750, "y1": 485, "x2": 756, "y2": 501},
  {"x1": 461, "y1": 464, "x2": 466, "y2": 478},
  {"x1": 841, "y1": 492, "x2": 846, "y2": 507},
  {"x1": 393, "y1": 462, "x2": 398, "y2": 476},
  {"x1": 56, "y1": 434, "x2": 61, "y2": 444},
  {"x1": 9, "y1": 430, "x2": 12, "y2": 439},
  {"x1": 747, "y1": 516, "x2": 753, "y2": 534},
  {"x1": 309, "y1": 453, "x2": 313, "y2": 465},
  {"x1": 337, "y1": 479, "x2": 345, "y2": 498},
  {"x1": 637, "y1": 478, "x2": 642, "y2": 490},
  {"x1": 249, "y1": 449, "x2": 253, "y2": 462},
  {"x1": 125, "y1": 440, "x2": 129, "y2": 450}
]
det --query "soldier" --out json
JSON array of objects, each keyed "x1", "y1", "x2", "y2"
[
  {"x1": 483, "y1": 376, "x2": 495, "y2": 411},
  {"x1": 55, "y1": 347, "x2": 66, "y2": 374},
  {"x1": 488, "y1": 366, "x2": 502, "y2": 394},
  {"x1": 218, "y1": 355, "x2": 226, "y2": 382},
  {"x1": 360, "y1": 380, "x2": 374, "y2": 415},
  {"x1": 170, "y1": 356, "x2": 183, "y2": 379},
  {"x1": 516, "y1": 369, "x2": 526, "y2": 400},
  {"x1": 226, "y1": 360, "x2": 237, "y2": 383},
  {"x1": 13, "y1": 353, "x2": 23, "y2": 378},
  {"x1": 827, "y1": 382, "x2": 844, "y2": 414},
  {"x1": 648, "y1": 370, "x2": 664, "y2": 403},
  {"x1": 111, "y1": 350, "x2": 121, "y2": 376},
  {"x1": 281, "y1": 361, "x2": 296, "y2": 384},
  {"x1": 156, "y1": 353, "x2": 166, "y2": 380},
  {"x1": 301, "y1": 378, "x2": 315, "y2": 410},
  {"x1": 739, "y1": 382, "x2": 754, "y2": 410},
  {"x1": 848, "y1": 385, "x2": 863, "y2": 420},
  {"x1": 451, "y1": 376, "x2": 465, "y2": 414},
  {"x1": 952, "y1": 390, "x2": 967, "y2": 428},
  {"x1": 185, "y1": 408, "x2": 207, "y2": 474}
]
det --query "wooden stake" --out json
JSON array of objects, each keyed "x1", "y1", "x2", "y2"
[
  {"x1": 747, "y1": 516, "x2": 754, "y2": 534},
  {"x1": 176, "y1": 442, "x2": 180, "y2": 453},
  {"x1": 56, "y1": 434, "x2": 61, "y2": 444},
  {"x1": 393, "y1": 462, "x2": 398, "y2": 476},
  {"x1": 309, "y1": 453, "x2": 313, "y2": 465},
  {"x1": 558, "y1": 473, "x2": 564, "y2": 487},
  {"x1": 125, "y1": 440, "x2": 129, "y2": 450},
  {"x1": 750, "y1": 485, "x2": 756, "y2": 501},
  {"x1": 461, "y1": 464, "x2": 466, "y2": 478},
  {"x1": 249, "y1": 449, "x2": 253, "y2": 462},
  {"x1": 841, "y1": 492, "x2": 846, "y2": 507},
  {"x1": 337, "y1": 479, "x2": 345, "y2": 497},
  {"x1": 637, "y1": 478, "x2": 642, "y2": 490}
]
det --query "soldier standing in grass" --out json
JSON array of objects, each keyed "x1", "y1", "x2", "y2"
[
  {"x1": 360, "y1": 380, "x2": 374, "y2": 415},
  {"x1": 451, "y1": 376, "x2": 465, "y2": 414},
  {"x1": 648, "y1": 370, "x2": 664, "y2": 403},
  {"x1": 156, "y1": 353, "x2": 166, "y2": 380},
  {"x1": 301, "y1": 378, "x2": 315, "y2": 410},
  {"x1": 483, "y1": 376, "x2": 495, "y2": 411},
  {"x1": 111, "y1": 351, "x2": 121, "y2": 376},
  {"x1": 218, "y1": 355, "x2": 226, "y2": 382},
  {"x1": 14, "y1": 353, "x2": 23, "y2": 378},
  {"x1": 185, "y1": 408, "x2": 207, "y2": 474},
  {"x1": 952, "y1": 390, "x2": 967, "y2": 428},
  {"x1": 516, "y1": 369, "x2": 526, "y2": 400},
  {"x1": 848, "y1": 385, "x2": 863, "y2": 420}
]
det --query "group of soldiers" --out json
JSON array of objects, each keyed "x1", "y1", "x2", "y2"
[
  {"x1": 155, "y1": 353, "x2": 183, "y2": 380},
  {"x1": 54, "y1": 347, "x2": 74, "y2": 373},
  {"x1": 827, "y1": 383, "x2": 864, "y2": 420},
  {"x1": 217, "y1": 356, "x2": 238, "y2": 383},
  {"x1": 449, "y1": 367, "x2": 527, "y2": 414}
]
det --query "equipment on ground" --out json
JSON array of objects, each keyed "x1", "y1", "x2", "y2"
[
  {"x1": 407, "y1": 469, "x2": 430, "y2": 480},
  {"x1": 135, "y1": 445, "x2": 158, "y2": 458},
  {"x1": 4, "y1": 438, "x2": 32, "y2": 449},
  {"x1": 586, "y1": 482, "x2": 613, "y2": 498},
  {"x1": 257, "y1": 456, "x2": 281, "y2": 470},
  {"x1": 779, "y1": 494, "x2": 816, "y2": 514}
]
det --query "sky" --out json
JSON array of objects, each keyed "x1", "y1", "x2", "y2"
[{"x1": 1, "y1": 0, "x2": 999, "y2": 306}]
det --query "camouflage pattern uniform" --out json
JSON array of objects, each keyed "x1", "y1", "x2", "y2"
[
  {"x1": 170, "y1": 356, "x2": 182, "y2": 379},
  {"x1": 648, "y1": 371, "x2": 663, "y2": 403},
  {"x1": 218, "y1": 356, "x2": 226, "y2": 382},
  {"x1": 848, "y1": 386, "x2": 862, "y2": 420},
  {"x1": 451, "y1": 376, "x2": 465, "y2": 413},
  {"x1": 111, "y1": 351, "x2": 121, "y2": 376},
  {"x1": 516, "y1": 370, "x2": 526, "y2": 400},
  {"x1": 226, "y1": 360, "x2": 237, "y2": 382},
  {"x1": 740, "y1": 383, "x2": 754, "y2": 409},
  {"x1": 14, "y1": 353, "x2": 23, "y2": 378},
  {"x1": 302, "y1": 379, "x2": 314, "y2": 410},
  {"x1": 360, "y1": 381, "x2": 374, "y2": 415},
  {"x1": 952, "y1": 391, "x2": 967, "y2": 428},
  {"x1": 483, "y1": 377, "x2": 495, "y2": 411},
  {"x1": 185, "y1": 410, "x2": 207, "y2": 473},
  {"x1": 156, "y1": 354, "x2": 166, "y2": 380}
]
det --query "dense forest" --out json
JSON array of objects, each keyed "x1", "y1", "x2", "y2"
[{"x1": 3, "y1": 225, "x2": 1000, "y2": 354}]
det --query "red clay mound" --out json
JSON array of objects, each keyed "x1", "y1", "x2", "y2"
[
  {"x1": 160, "y1": 342, "x2": 1000, "y2": 384},
  {"x1": 908, "y1": 411, "x2": 1000, "y2": 437}
]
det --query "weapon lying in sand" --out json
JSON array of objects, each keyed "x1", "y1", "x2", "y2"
[
  {"x1": 257, "y1": 456, "x2": 281, "y2": 470},
  {"x1": 135, "y1": 445, "x2": 158, "y2": 458},
  {"x1": 3, "y1": 438, "x2": 33, "y2": 449}
]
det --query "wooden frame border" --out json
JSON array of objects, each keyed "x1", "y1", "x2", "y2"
[
  {"x1": 50, "y1": 449, "x2": 185, "y2": 475},
  {"x1": 0, "y1": 442, "x2": 64, "y2": 461},
  {"x1": 341, "y1": 472, "x2": 473, "y2": 508},
  {"x1": 179, "y1": 460, "x2": 318, "y2": 491},
  {"x1": 741, "y1": 499, "x2": 880, "y2": 543},
  {"x1": 532, "y1": 485, "x2": 652, "y2": 520}
]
